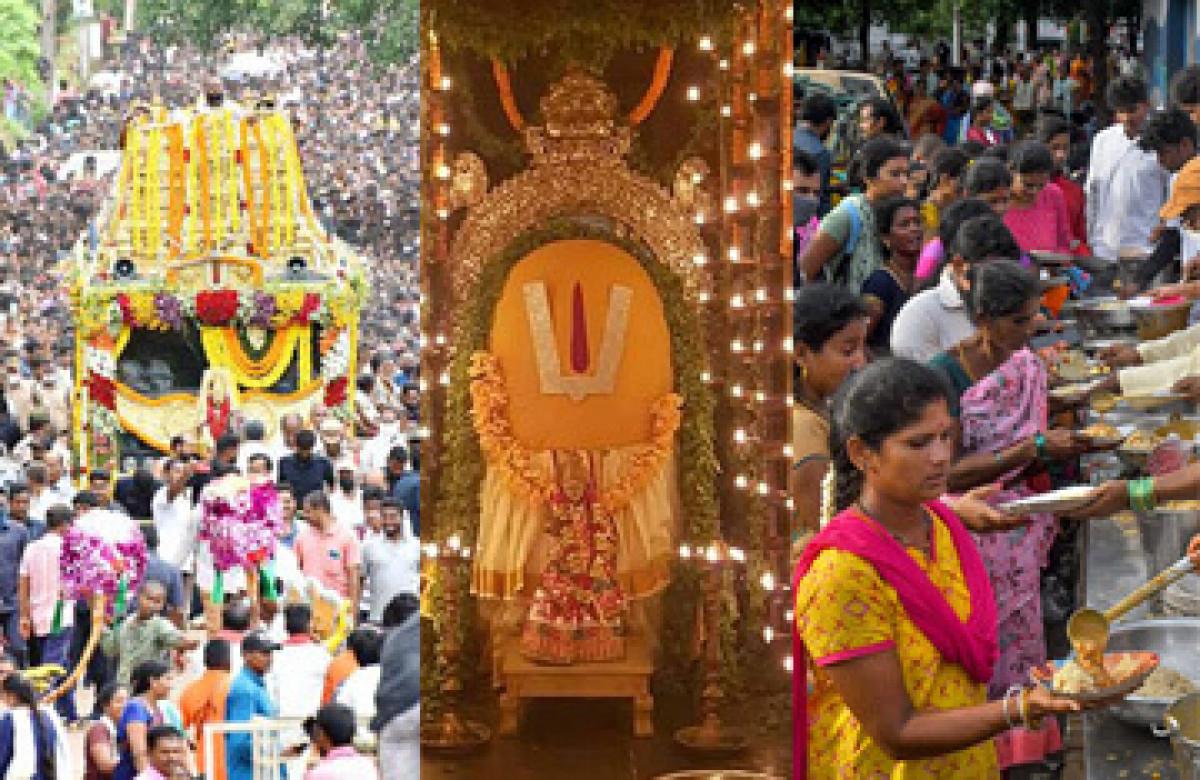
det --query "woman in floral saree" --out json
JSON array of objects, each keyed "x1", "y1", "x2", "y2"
[
  {"x1": 929, "y1": 260, "x2": 1111, "y2": 772},
  {"x1": 793, "y1": 359, "x2": 1106, "y2": 779}
]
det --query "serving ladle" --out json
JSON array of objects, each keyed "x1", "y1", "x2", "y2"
[{"x1": 1067, "y1": 556, "x2": 1197, "y2": 653}]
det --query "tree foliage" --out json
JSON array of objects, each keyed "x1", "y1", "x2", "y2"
[{"x1": 0, "y1": 0, "x2": 40, "y2": 87}]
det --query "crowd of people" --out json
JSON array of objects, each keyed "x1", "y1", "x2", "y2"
[
  {"x1": 0, "y1": 27, "x2": 420, "y2": 780},
  {"x1": 794, "y1": 47, "x2": 1200, "y2": 778}
]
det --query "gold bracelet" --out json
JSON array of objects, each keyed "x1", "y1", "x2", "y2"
[{"x1": 1020, "y1": 689, "x2": 1043, "y2": 730}]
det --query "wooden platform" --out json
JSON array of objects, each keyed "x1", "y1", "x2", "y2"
[{"x1": 498, "y1": 635, "x2": 655, "y2": 737}]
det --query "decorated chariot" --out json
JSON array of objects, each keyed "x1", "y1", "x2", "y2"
[{"x1": 68, "y1": 99, "x2": 366, "y2": 475}]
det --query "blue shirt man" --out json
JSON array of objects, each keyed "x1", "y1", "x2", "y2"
[
  {"x1": 225, "y1": 633, "x2": 281, "y2": 780},
  {"x1": 793, "y1": 92, "x2": 837, "y2": 216},
  {"x1": 0, "y1": 512, "x2": 28, "y2": 660}
]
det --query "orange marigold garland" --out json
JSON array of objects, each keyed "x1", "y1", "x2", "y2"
[{"x1": 467, "y1": 351, "x2": 680, "y2": 513}]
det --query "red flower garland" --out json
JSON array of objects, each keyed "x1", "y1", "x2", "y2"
[
  {"x1": 195, "y1": 290, "x2": 240, "y2": 325},
  {"x1": 294, "y1": 292, "x2": 322, "y2": 324},
  {"x1": 116, "y1": 293, "x2": 135, "y2": 325},
  {"x1": 86, "y1": 372, "x2": 117, "y2": 410},
  {"x1": 324, "y1": 376, "x2": 348, "y2": 407}
]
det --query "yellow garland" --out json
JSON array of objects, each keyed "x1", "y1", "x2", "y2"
[
  {"x1": 279, "y1": 116, "x2": 296, "y2": 246},
  {"x1": 197, "y1": 121, "x2": 211, "y2": 250},
  {"x1": 128, "y1": 127, "x2": 142, "y2": 257},
  {"x1": 147, "y1": 123, "x2": 162, "y2": 260},
  {"x1": 271, "y1": 117, "x2": 290, "y2": 249},
  {"x1": 281, "y1": 121, "x2": 327, "y2": 246},
  {"x1": 107, "y1": 127, "x2": 135, "y2": 238},
  {"x1": 263, "y1": 118, "x2": 282, "y2": 252},
  {"x1": 187, "y1": 122, "x2": 200, "y2": 253},
  {"x1": 253, "y1": 122, "x2": 272, "y2": 257},
  {"x1": 209, "y1": 117, "x2": 225, "y2": 249},
  {"x1": 201, "y1": 326, "x2": 308, "y2": 388},
  {"x1": 226, "y1": 114, "x2": 239, "y2": 235},
  {"x1": 240, "y1": 120, "x2": 258, "y2": 254},
  {"x1": 166, "y1": 125, "x2": 185, "y2": 257},
  {"x1": 467, "y1": 351, "x2": 681, "y2": 513}
]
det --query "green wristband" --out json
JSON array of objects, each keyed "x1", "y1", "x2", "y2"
[{"x1": 1034, "y1": 433, "x2": 1047, "y2": 460}]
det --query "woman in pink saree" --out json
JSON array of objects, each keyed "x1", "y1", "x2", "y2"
[{"x1": 930, "y1": 260, "x2": 1109, "y2": 771}]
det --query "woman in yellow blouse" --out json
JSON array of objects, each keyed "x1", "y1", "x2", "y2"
[{"x1": 794, "y1": 359, "x2": 1118, "y2": 778}]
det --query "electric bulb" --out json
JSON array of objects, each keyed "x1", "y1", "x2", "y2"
[
  {"x1": 785, "y1": 498, "x2": 795, "y2": 510},
  {"x1": 734, "y1": 428, "x2": 746, "y2": 444},
  {"x1": 699, "y1": 36, "x2": 714, "y2": 52},
  {"x1": 735, "y1": 474, "x2": 748, "y2": 489},
  {"x1": 728, "y1": 246, "x2": 740, "y2": 262},
  {"x1": 447, "y1": 534, "x2": 461, "y2": 551},
  {"x1": 785, "y1": 5, "x2": 793, "y2": 20},
  {"x1": 436, "y1": 164, "x2": 451, "y2": 180},
  {"x1": 783, "y1": 655, "x2": 793, "y2": 672},
  {"x1": 730, "y1": 547, "x2": 745, "y2": 563},
  {"x1": 439, "y1": 371, "x2": 450, "y2": 386},
  {"x1": 757, "y1": 481, "x2": 769, "y2": 495},
  {"x1": 721, "y1": 105, "x2": 732, "y2": 117},
  {"x1": 701, "y1": 371, "x2": 712, "y2": 382},
  {"x1": 746, "y1": 191, "x2": 760, "y2": 208},
  {"x1": 782, "y1": 178, "x2": 792, "y2": 191},
  {"x1": 679, "y1": 544, "x2": 692, "y2": 559},
  {"x1": 693, "y1": 252, "x2": 707, "y2": 266},
  {"x1": 719, "y1": 59, "x2": 729, "y2": 70},
  {"x1": 723, "y1": 196, "x2": 738, "y2": 213},
  {"x1": 782, "y1": 337, "x2": 793, "y2": 350},
  {"x1": 439, "y1": 76, "x2": 452, "y2": 91},
  {"x1": 698, "y1": 291, "x2": 710, "y2": 303},
  {"x1": 742, "y1": 41, "x2": 756, "y2": 56},
  {"x1": 692, "y1": 171, "x2": 705, "y2": 183},
  {"x1": 761, "y1": 571, "x2": 776, "y2": 591},
  {"x1": 730, "y1": 293, "x2": 744, "y2": 308},
  {"x1": 753, "y1": 340, "x2": 763, "y2": 353},
  {"x1": 687, "y1": 86, "x2": 701, "y2": 102},
  {"x1": 730, "y1": 340, "x2": 743, "y2": 353},
  {"x1": 783, "y1": 63, "x2": 794, "y2": 77},
  {"x1": 748, "y1": 142, "x2": 763, "y2": 160},
  {"x1": 755, "y1": 391, "x2": 766, "y2": 403},
  {"x1": 783, "y1": 444, "x2": 794, "y2": 459},
  {"x1": 706, "y1": 546, "x2": 720, "y2": 563},
  {"x1": 748, "y1": 92, "x2": 758, "y2": 103},
  {"x1": 435, "y1": 333, "x2": 446, "y2": 346},
  {"x1": 423, "y1": 543, "x2": 439, "y2": 558},
  {"x1": 437, "y1": 123, "x2": 450, "y2": 136},
  {"x1": 785, "y1": 610, "x2": 794, "y2": 622},
  {"x1": 784, "y1": 288, "x2": 795, "y2": 302},
  {"x1": 764, "y1": 626, "x2": 775, "y2": 642},
  {"x1": 755, "y1": 288, "x2": 767, "y2": 302},
  {"x1": 731, "y1": 384, "x2": 744, "y2": 398},
  {"x1": 694, "y1": 212, "x2": 706, "y2": 225}
]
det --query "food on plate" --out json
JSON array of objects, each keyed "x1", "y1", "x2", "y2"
[
  {"x1": 1133, "y1": 666, "x2": 1197, "y2": 699},
  {"x1": 1052, "y1": 643, "x2": 1146, "y2": 694},
  {"x1": 1082, "y1": 424, "x2": 1119, "y2": 440},
  {"x1": 1123, "y1": 430, "x2": 1162, "y2": 451}
]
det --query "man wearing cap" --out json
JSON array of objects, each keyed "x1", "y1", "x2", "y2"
[
  {"x1": 318, "y1": 417, "x2": 349, "y2": 462},
  {"x1": 329, "y1": 458, "x2": 364, "y2": 532},
  {"x1": 225, "y1": 632, "x2": 281, "y2": 780}
]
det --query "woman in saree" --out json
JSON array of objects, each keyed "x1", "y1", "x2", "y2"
[
  {"x1": 793, "y1": 358, "x2": 1110, "y2": 778},
  {"x1": 928, "y1": 260, "x2": 1112, "y2": 772}
]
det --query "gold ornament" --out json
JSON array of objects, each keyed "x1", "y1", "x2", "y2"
[
  {"x1": 449, "y1": 152, "x2": 489, "y2": 210},
  {"x1": 449, "y1": 72, "x2": 708, "y2": 305}
]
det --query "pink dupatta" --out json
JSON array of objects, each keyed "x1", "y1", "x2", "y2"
[{"x1": 792, "y1": 500, "x2": 998, "y2": 779}]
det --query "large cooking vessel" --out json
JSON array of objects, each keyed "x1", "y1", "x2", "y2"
[
  {"x1": 1063, "y1": 297, "x2": 1135, "y2": 338},
  {"x1": 1106, "y1": 618, "x2": 1200, "y2": 732},
  {"x1": 1164, "y1": 692, "x2": 1200, "y2": 778}
]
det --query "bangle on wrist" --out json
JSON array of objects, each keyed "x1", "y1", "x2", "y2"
[
  {"x1": 1003, "y1": 685, "x2": 1023, "y2": 729},
  {"x1": 1034, "y1": 433, "x2": 1047, "y2": 460}
]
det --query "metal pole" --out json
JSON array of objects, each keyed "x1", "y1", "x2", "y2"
[
  {"x1": 952, "y1": 0, "x2": 962, "y2": 66},
  {"x1": 41, "y1": 0, "x2": 57, "y2": 101}
]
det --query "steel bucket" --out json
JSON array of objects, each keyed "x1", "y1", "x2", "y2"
[{"x1": 1165, "y1": 692, "x2": 1200, "y2": 778}]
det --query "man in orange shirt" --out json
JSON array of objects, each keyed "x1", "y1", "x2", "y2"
[
  {"x1": 179, "y1": 638, "x2": 233, "y2": 780},
  {"x1": 321, "y1": 628, "x2": 378, "y2": 704}
]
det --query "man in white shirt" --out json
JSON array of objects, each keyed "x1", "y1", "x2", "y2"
[
  {"x1": 891, "y1": 214, "x2": 1021, "y2": 361},
  {"x1": 236, "y1": 420, "x2": 275, "y2": 478},
  {"x1": 360, "y1": 499, "x2": 419, "y2": 623},
  {"x1": 269, "y1": 603, "x2": 331, "y2": 719},
  {"x1": 329, "y1": 459, "x2": 364, "y2": 531},
  {"x1": 1086, "y1": 75, "x2": 1166, "y2": 260},
  {"x1": 360, "y1": 406, "x2": 408, "y2": 477}
]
